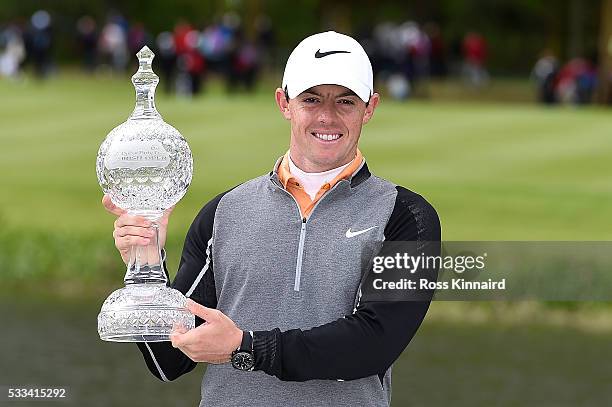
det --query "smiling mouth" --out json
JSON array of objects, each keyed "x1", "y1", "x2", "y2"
[{"x1": 311, "y1": 132, "x2": 343, "y2": 141}]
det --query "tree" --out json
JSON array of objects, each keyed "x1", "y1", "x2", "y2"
[{"x1": 598, "y1": 0, "x2": 612, "y2": 103}]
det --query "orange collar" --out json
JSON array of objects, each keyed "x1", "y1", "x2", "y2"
[
  {"x1": 276, "y1": 149, "x2": 364, "y2": 218},
  {"x1": 277, "y1": 149, "x2": 364, "y2": 190}
]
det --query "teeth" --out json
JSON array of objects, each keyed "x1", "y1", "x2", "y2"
[{"x1": 314, "y1": 133, "x2": 341, "y2": 141}]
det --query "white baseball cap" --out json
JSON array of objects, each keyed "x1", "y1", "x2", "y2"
[{"x1": 281, "y1": 31, "x2": 373, "y2": 103}]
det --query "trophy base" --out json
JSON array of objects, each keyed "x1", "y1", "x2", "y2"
[
  {"x1": 98, "y1": 283, "x2": 195, "y2": 343},
  {"x1": 101, "y1": 334, "x2": 171, "y2": 343}
]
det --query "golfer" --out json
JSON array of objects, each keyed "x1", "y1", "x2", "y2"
[{"x1": 104, "y1": 31, "x2": 440, "y2": 407}]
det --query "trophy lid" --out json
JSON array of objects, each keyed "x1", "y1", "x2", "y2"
[{"x1": 130, "y1": 46, "x2": 161, "y2": 120}]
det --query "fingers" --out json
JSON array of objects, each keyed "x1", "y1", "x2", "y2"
[
  {"x1": 112, "y1": 219, "x2": 154, "y2": 250},
  {"x1": 170, "y1": 331, "x2": 186, "y2": 348},
  {"x1": 186, "y1": 299, "x2": 219, "y2": 321},
  {"x1": 171, "y1": 323, "x2": 189, "y2": 335},
  {"x1": 115, "y1": 234, "x2": 151, "y2": 248},
  {"x1": 164, "y1": 205, "x2": 175, "y2": 217},
  {"x1": 103, "y1": 194, "x2": 168, "y2": 263},
  {"x1": 170, "y1": 328, "x2": 200, "y2": 348},
  {"x1": 170, "y1": 331, "x2": 182, "y2": 346},
  {"x1": 169, "y1": 329, "x2": 230, "y2": 364},
  {"x1": 114, "y1": 214, "x2": 151, "y2": 229},
  {"x1": 114, "y1": 225, "x2": 155, "y2": 239},
  {"x1": 102, "y1": 194, "x2": 125, "y2": 216},
  {"x1": 158, "y1": 206, "x2": 174, "y2": 227},
  {"x1": 168, "y1": 305, "x2": 238, "y2": 364}
]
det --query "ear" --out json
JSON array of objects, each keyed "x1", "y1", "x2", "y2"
[
  {"x1": 362, "y1": 92, "x2": 380, "y2": 125},
  {"x1": 275, "y1": 88, "x2": 292, "y2": 120}
]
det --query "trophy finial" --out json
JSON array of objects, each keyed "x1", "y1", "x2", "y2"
[
  {"x1": 136, "y1": 46, "x2": 154, "y2": 64},
  {"x1": 130, "y1": 45, "x2": 160, "y2": 119}
]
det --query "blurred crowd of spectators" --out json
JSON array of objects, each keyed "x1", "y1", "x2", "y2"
[
  {"x1": 531, "y1": 50, "x2": 598, "y2": 105},
  {"x1": 77, "y1": 11, "x2": 276, "y2": 96},
  {"x1": 79, "y1": 11, "x2": 276, "y2": 96},
  {"x1": 0, "y1": 10, "x2": 602, "y2": 105},
  {"x1": 0, "y1": 10, "x2": 53, "y2": 78},
  {"x1": 358, "y1": 21, "x2": 441, "y2": 100},
  {"x1": 0, "y1": 10, "x2": 276, "y2": 96},
  {"x1": 357, "y1": 21, "x2": 490, "y2": 99}
]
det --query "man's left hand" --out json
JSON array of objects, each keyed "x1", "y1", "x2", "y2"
[{"x1": 170, "y1": 299, "x2": 243, "y2": 364}]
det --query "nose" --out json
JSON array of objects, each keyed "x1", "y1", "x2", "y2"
[{"x1": 317, "y1": 100, "x2": 338, "y2": 124}]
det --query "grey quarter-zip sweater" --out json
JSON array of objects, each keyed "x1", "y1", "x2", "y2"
[{"x1": 137, "y1": 158, "x2": 441, "y2": 407}]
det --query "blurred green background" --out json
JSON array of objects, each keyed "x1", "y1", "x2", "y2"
[
  {"x1": 1, "y1": 72, "x2": 611, "y2": 407},
  {"x1": 2, "y1": 0, "x2": 612, "y2": 406}
]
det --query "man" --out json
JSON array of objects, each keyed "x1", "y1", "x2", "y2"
[{"x1": 104, "y1": 31, "x2": 440, "y2": 407}]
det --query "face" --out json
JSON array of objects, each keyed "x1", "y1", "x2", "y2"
[{"x1": 275, "y1": 84, "x2": 379, "y2": 172}]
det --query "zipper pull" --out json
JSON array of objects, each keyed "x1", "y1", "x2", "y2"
[{"x1": 302, "y1": 217, "x2": 306, "y2": 223}]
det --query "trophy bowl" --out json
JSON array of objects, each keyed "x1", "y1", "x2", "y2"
[{"x1": 96, "y1": 46, "x2": 195, "y2": 342}]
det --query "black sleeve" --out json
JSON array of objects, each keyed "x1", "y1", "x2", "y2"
[
  {"x1": 136, "y1": 191, "x2": 228, "y2": 382},
  {"x1": 253, "y1": 186, "x2": 441, "y2": 381}
]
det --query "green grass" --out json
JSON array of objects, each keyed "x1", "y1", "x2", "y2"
[{"x1": 1, "y1": 73, "x2": 612, "y2": 286}]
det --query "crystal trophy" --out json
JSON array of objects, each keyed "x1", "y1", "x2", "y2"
[{"x1": 96, "y1": 46, "x2": 195, "y2": 342}]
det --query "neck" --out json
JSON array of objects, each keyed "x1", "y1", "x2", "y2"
[
  {"x1": 289, "y1": 156, "x2": 353, "y2": 175},
  {"x1": 288, "y1": 151, "x2": 356, "y2": 173}
]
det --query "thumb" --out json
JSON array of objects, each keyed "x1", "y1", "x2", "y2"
[
  {"x1": 159, "y1": 205, "x2": 175, "y2": 225},
  {"x1": 186, "y1": 299, "x2": 218, "y2": 321},
  {"x1": 102, "y1": 194, "x2": 125, "y2": 216}
]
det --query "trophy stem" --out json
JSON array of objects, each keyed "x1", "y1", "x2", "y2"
[{"x1": 124, "y1": 222, "x2": 168, "y2": 285}]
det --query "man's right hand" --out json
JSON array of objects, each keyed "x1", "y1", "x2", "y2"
[{"x1": 102, "y1": 195, "x2": 173, "y2": 264}]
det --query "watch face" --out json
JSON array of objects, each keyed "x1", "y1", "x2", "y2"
[{"x1": 231, "y1": 351, "x2": 255, "y2": 371}]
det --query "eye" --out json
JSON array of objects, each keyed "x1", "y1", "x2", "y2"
[
  {"x1": 338, "y1": 98, "x2": 355, "y2": 105},
  {"x1": 303, "y1": 97, "x2": 319, "y2": 104}
]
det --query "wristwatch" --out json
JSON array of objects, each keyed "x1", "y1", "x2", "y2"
[{"x1": 231, "y1": 331, "x2": 255, "y2": 371}]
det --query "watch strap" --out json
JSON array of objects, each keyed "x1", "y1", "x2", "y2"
[{"x1": 239, "y1": 330, "x2": 253, "y2": 353}]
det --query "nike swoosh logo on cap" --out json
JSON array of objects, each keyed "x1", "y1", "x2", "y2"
[
  {"x1": 315, "y1": 49, "x2": 351, "y2": 58},
  {"x1": 345, "y1": 226, "x2": 377, "y2": 238}
]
